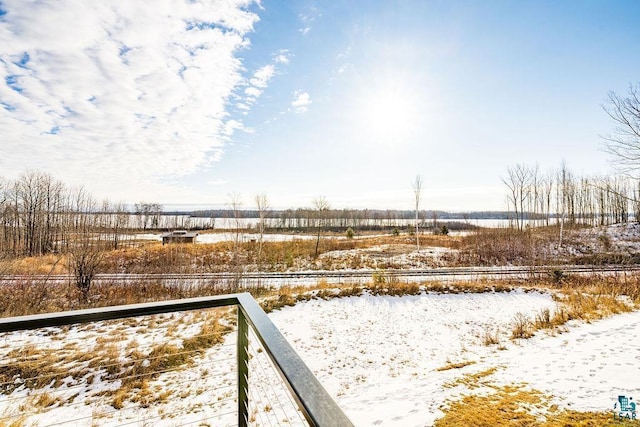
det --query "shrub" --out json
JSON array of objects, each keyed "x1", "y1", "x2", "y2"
[
  {"x1": 482, "y1": 326, "x2": 500, "y2": 346},
  {"x1": 534, "y1": 308, "x2": 552, "y2": 329},
  {"x1": 511, "y1": 312, "x2": 533, "y2": 339}
]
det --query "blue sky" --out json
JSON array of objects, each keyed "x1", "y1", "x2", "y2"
[{"x1": 1, "y1": 1, "x2": 639, "y2": 211}]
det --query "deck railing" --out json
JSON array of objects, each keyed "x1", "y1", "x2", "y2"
[{"x1": 0, "y1": 293, "x2": 353, "y2": 426}]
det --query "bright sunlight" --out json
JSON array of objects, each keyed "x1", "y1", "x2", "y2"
[{"x1": 350, "y1": 71, "x2": 424, "y2": 147}]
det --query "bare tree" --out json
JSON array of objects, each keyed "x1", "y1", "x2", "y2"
[
  {"x1": 66, "y1": 188, "x2": 104, "y2": 303},
  {"x1": 503, "y1": 165, "x2": 532, "y2": 231},
  {"x1": 556, "y1": 161, "x2": 573, "y2": 247},
  {"x1": 226, "y1": 193, "x2": 244, "y2": 289},
  {"x1": 312, "y1": 196, "x2": 330, "y2": 257},
  {"x1": 412, "y1": 175, "x2": 423, "y2": 249},
  {"x1": 603, "y1": 83, "x2": 640, "y2": 175},
  {"x1": 254, "y1": 193, "x2": 270, "y2": 268}
]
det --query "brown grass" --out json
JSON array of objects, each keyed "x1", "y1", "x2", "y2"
[
  {"x1": 443, "y1": 367, "x2": 499, "y2": 390},
  {"x1": 511, "y1": 312, "x2": 534, "y2": 339},
  {"x1": 0, "y1": 311, "x2": 231, "y2": 409},
  {"x1": 436, "y1": 361, "x2": 477, "y2": 372},
  {"x1": 0, "y1": 417, "x2": 27, "y2": 427},
  {"x1": 482, "y1": 326, "x2": 501, "y2": 346},
  {"x1": 0, "y1": 232, "x2": 461, "y2": 276},
  {"x1": 436, "y1": 366, "x2": 634, "y2": 427},
  {"x1": 455, "y1": 225, "x2": 591, "y2": 266},
  {"x1": 435, "y1": 384, "x2": 631, "y2": 427}
]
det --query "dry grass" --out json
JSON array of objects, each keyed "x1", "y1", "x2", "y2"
[
  {"x1": 456, "y1": 225, "x2": 586, "y2": 266},
  {"x1": 0, "y1": 311, "x2": 232, "y2": 409},
  {"x1": 0, "y1": 232, "x2": 461, "y2": 276},
  {"x1": 0, "y1": 274, "x2": 267, "y2": 317},
  {"x1": 511, "y1": 312, "x2": 534, "y2": 339},
  {"x1": 482, "y1": 326, "x2": 501, "y2": 346},
  {"x1": 436, "y1": 366, "x2": 635, "y2": 427},
  {"x1": 435, "y1": 384, "x2": 631, "y2": 427},
  {"x1": 505, "y1": 274, "x2": 639, "y2": 339},
  {"x1": 436, "y1": 360, "x2": 477, "y2": 372},
  {"x1": 443, "y1": 367, "x2": 499, "y2": 390},
  {"x1": 0, "y1": 417, "x2": 27, "y2": 427}
]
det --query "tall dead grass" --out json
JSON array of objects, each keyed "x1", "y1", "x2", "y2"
[
  {"x1": 459, "y1": 226, "x2": 562, "y2": 266},
  {"x1": 0, "y1": 276, "x2": 266, "y2": 317}
]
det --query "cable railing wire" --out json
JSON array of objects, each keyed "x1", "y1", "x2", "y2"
[{"x1": 246, "y1": 328, "x2": 308, "y2": 426}]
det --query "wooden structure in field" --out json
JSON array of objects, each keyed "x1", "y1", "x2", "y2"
[{"x1": 161, "y1": 230, "x2": 199, "y2": 244}]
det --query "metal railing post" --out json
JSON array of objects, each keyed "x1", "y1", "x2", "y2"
[{"x1": 237, "y1": 305, "x2": 250, "y2": 427}]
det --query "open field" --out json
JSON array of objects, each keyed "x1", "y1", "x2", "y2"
[
  {"x1": 1, "y1": 275, "x2": 639, "y2": 426},
  {"x1": 2, "y1": 223, "x2": 640, "y2": 425}
]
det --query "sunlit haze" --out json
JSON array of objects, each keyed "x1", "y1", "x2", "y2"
[{"x1": 1, "y1": 1, "x2": 639, "y2": 211}]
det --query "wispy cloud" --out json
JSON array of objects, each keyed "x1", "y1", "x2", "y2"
[
  {"x1": 273, "y1": 49, "x2": 291, "y2": 64},
  {"x1": 298, "y1": 7, "x2": 320, "y2": 36},
  {"x1": 249, "y1": 64, "x2": 275, "y2": 88},
  {"x1": 291, "y1": 90, "x2": 312, "y2": 113},
  {"x1": 0, "y1": 0, "x2": 269, "y2": 201}
]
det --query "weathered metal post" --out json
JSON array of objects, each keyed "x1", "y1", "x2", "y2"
[{"x1": 237, "y1": 306, "x2": 250, "y2": 427}]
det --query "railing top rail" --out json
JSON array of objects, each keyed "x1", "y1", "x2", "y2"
[{"x1": 0, "y1": 293, "x2": 241, "y2": 332}]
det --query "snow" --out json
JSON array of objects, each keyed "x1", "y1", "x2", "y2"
[
  {"x1": 2, "y1": 291, "x2": 639, "y2": 426},
  {"x1": 119, "y1": 232, "x2": 316, "y2": 244},
  {"x1": 319, "y1": 245, "x2": 457, "y2": 269},
  {"x1": 197, "y1": 232, "x2": 316, "y2": 244},
  {"x1": 267, "y1": 290, "x2": 558, "y2": 426},
  {"x1": 491, "y1": 310, "x2": 640, "y2": 412}
]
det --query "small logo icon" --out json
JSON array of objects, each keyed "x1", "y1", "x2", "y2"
[{"x1": 614, "y1": 395, "x2": 637, "y2": 421}]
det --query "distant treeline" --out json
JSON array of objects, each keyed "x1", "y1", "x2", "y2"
[{"x1": 186, "y1": 209, "x2": 515, "y2": 220}]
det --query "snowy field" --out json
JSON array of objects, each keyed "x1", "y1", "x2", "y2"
[
  {"x1": 2, "y1": 289, "x2": 638, "y2": 426},
  {"x1": 270, "y1": 292, "x2": 640, "y2": 425},
  {"x1": 121, "y1": 232, "x2": 316, "y2": 244}
]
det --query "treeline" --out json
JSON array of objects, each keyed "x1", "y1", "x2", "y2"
[
  {"x1": 0, "y1": 171, "x2": 166, "y2": 258},
  {"x1": 191, "y1": 208, "x2": 511, "y2": 220},
  {"x1": 191, "y1": 208, "x2": 512, "y2": 231},
  {"x1": 504, "y1": 163, "x2": 638, "y2": 230}
]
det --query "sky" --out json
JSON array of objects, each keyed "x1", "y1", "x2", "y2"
[{"x1": 1, "y1": 0, "x2": 640, "y2": 212}]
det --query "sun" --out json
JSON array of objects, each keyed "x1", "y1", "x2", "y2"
[{"x1": 353, "y1": 76, "x2": 422, "y2": 147}]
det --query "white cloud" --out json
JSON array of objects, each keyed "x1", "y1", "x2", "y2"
[
  {"x1": 273, "y1": 49, "x2": 291, "y2": 64},
  {"x1": 0, "y1": 0, "x2": 262, "y2": 201},
  {"x1": 299, "y1": 27, "x2": 311, "y2": 36},
  {"x1": 249, "y1": 64, "x2": 275, "y2": 88},
  {"x1": 291, "y1": 90, "x2": 312, "y2": 113},
  {"x1": 244, "y1": 87, "x2": 262, "y2": 98}
]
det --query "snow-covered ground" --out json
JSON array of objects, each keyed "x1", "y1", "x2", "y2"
[
  {"x1": 121, "y1": 232, "x2": 316, "y2": 244},
  {"x1": 2, "y1": 290, "x2": 638, "y2": 426},
  {"x1": 270, "y1": 292, "x2": 640, "y2": 425},
  {"x1": 318, "y1": 244, "x2": 457, "y2": 269},
  {"x1": 568, "y1": 222, "x2": 640, "y2": 255}
]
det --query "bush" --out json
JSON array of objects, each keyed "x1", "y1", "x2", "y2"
[{"x1": 511, "y1": 312, "x2": 533, "y2": 339}]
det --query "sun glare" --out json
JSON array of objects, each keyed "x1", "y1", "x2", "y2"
[{"x1": 354, "y1": 77, "x2": 422, "y2": 147}]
